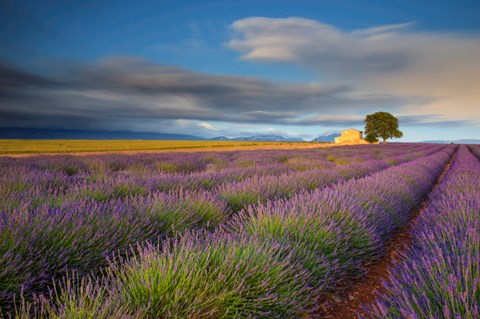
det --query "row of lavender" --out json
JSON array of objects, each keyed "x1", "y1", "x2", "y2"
[
  {"x1": 0, "y1": 144, "x2": 443, "y2": 311},
  {"x1": 217, "y1": 144, "x2": 443, "y2": 211},
  {"x1": 1, "y1": 145, "x2": 443, "y2": 221},
  {"x1": 468, "y1": 144, "x2": 480, "y2": 160},
  {"x1": 0, "y1": 143, "x2": 427, "y2": 178},
  {"x1": 0, "y1": 144, "x2": 435, "y2": 213},
  {"x1": 364, "y1": 145, "x2": 479, "y2": 318},
  {"x1": 8, "y1": 146, "x2": 456, "y2": 318}
]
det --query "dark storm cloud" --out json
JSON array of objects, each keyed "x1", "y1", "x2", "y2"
[
  {"x1": 0, "y1": 57, "x2": 425, "y2": 130},
  {"x1": 0, "y1": 62, "x2": 57, "y2": 89}
]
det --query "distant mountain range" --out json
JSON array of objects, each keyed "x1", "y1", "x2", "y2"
[
  {"x1": 208, "y1": 136, "x2": 231, "y2": 141},
  {"x1": 0, "y1": 127, "x2": 304, "y2": 142},
  {"x1": 0, "y1": 128, "x2": 309, "y2": 142},
  {"x1": 2, "y1": 127, "x2": 477, "y2": 144},
  {"x1": 210, "y1": 133, "x2": 341, "y2": 143},
  {"x1": 311, "y1": 133, "x2": 339, "y2": 143}
]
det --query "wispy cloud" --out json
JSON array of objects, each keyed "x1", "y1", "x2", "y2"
[
  {"x1": 229, "y1": 17, "x2": 414, "y2": 72},
  {"x1": 197, "y1": 122, "x2": 218, "y2": 130},
  {"x1": 229, "y1": 17, "x2": 480, "y2": 125}
]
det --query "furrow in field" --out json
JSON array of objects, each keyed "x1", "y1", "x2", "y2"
[
  {"x1": 467, "y1": 144, "x2": 480, "y2": 160},
  {"x1": 314, "y1": 145, "x2": 458, "y2": 318},
  {"x1": 361, "y1": 145, "x2": 480, "y2": 319},
  {"x1": 226, "y1": 146, "x2": 456, "y2": 315}
]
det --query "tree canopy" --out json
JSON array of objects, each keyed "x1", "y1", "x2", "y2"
[{"x1": 364, "y1": 112, "x2": 403, "y2": 144}]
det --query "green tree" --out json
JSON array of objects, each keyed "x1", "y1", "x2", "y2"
[{"x1": 364, "y1": 112, "x2": 403, "y2": 144}]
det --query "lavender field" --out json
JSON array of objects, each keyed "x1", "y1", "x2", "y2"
[{"x1": 0, "y1": 143, "x2": 478, "y2": 318}]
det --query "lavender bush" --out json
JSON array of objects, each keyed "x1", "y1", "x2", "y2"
[
  {"x1": 0, "y1": 190, "x2": 229, "y2": 309},
  {"x1": 4, "y1": 144, "x2": 457, "y2": 318},
  {"x1": 218, "y1": 145, "x2": 445, "y2": 211},
  {"x1": 19, "y1": 232, "x2": 314, "y2": 318},
  {"x1": 364, "y1": 145, "x2": 479, "y2": 319},
  {"x1": 228, "y1": 146, "x2": 454, "y2": 292},
  {"x1": 0, "y1": 144, "x2": 449, "y2": 315}
]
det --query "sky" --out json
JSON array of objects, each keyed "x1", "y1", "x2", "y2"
[{"x1": 1, "y1": 0, "x2": 479, "y2": 141}]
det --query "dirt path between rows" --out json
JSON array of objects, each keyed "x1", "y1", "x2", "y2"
[{"x1": 315, "y1": 147, "x2": 458, "y2": 319}]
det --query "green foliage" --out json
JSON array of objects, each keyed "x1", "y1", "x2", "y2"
[
  {"x1": 365, "y1": 134, "x2": 380, "y2": 143},
  {"x1": 232, "y1": 208, "x2": 375, "y2": 289},
  {"x1": 236, "y1": 160, "x2": 256, "y2": 168},
  {"x1": 110, "y1": 233, "x2": 313, "y2": 318},
  {"x1": 221, "y1": 190, "x2": 260, "y2": 212},
  {"x1": 364, "y1": 112, "x2": 403, "y2": 143},
  {"x1": 13, "y1": 233, "x2": 313, "y2": 319}
]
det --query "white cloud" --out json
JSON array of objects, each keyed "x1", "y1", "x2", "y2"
[
  {"x1": 229, "y1": 17, "x2": 480, "y2": 124},
  {"x1": 351, "y1": 21, "x2": 415, "y2": 36},
  {"x1": 197, "y1": 122, "x2": 218, "y2": 130},
  {"x1": 229, "y1": 17, "x2": 412, "y2": 72}
]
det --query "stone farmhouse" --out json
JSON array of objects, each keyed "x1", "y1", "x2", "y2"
[{"x1": 334, "y1": 128, "x2": 370, "y2": 144}]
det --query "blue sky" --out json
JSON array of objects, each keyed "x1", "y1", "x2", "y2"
[{"x1": 1, "y1": 0, "x2": 479, "y2": 141}]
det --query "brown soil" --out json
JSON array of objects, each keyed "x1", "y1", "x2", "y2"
[
  {"x1": 314, "y1": 147, "x2": 457, "y2": 319},
  {"x1": 2, "y1": 143, "x2": 334, "y2": 158}
]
